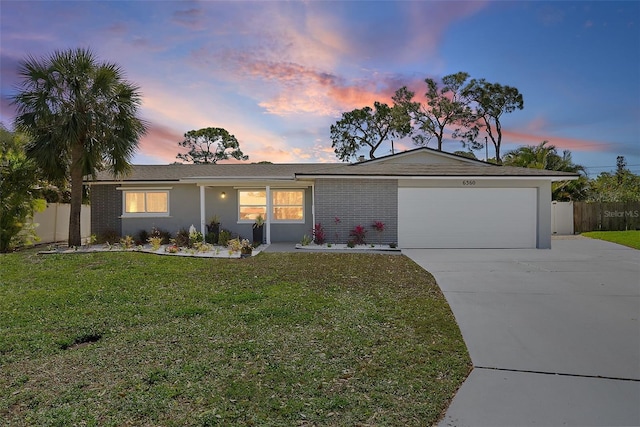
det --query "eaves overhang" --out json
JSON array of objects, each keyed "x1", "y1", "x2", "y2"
[{"x1": 295, "y1": 174, "x2": 578, "y2": 182}]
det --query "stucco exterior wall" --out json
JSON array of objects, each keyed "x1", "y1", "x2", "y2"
[
  {"x1": 119, "y1": 184, "x2": 201, "y2": 237},
  {"x1": 202, "y1": 186, "x2": 314, "y2": 243},
  {"x1": 314, "y1": 178, "x2": 398, "y2": 245},
  {"x1": 95, "y1": 184, "x2": 313, "y2": 243}
]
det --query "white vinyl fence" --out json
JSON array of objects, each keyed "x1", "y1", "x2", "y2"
[
  {"x1": 551, "y1": 201, "x2": 574, "y2": 235},
  {"x1": 31, "y1": 203, "x2": 91, "y2": 244}
]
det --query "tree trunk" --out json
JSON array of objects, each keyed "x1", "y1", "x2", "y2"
[
  {"x1": 495, "y1": 120, "x2": 503, "y2": 164},
  {"x1": 68, "y1": 143, "x2": 84, "y2": 247}
]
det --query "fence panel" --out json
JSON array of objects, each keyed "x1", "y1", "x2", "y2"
[
  {"x1": 551, "y1": 201, "x2": 574, "y2": 235},
  {"x1": 31, "y1": 203, "x2": 91, "y2": 244},
  {"x1": 573, "y1": 202, "x2": 640, "y2": 232}
]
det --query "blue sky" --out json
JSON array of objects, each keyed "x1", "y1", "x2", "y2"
[{"x1": 1, "y1": 1, "x2": 638, "y2": 176}]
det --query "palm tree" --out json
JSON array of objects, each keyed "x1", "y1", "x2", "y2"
[
  {"x1": 12, "y1": 48, "x2": 147, "y2": 246},
  {"x1": 504, "y1": 141, "x2": 588, "y2": 200}
]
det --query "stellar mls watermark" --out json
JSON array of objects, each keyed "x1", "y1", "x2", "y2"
[{"x1": 603, "y1": 210, "x2": 639, "y2": 218}]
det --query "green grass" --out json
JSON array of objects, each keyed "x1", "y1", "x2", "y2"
[
  {"x1": 0, "y1": 251, "x2": 470, "y2": 426},
  {"x1": 582, "y1": 230, "x2": 640, "y2": 249}
]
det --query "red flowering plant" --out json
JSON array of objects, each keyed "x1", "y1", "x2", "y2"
[
  {"x1": 372, "y1": 221, "x2": 385, "y2": 245},
  {"x1": 349, "y1": 224, "x2": 367, "y2": 245},
  {"x1": 313, "y1": 223, "x2": 326, "y2": 245}
]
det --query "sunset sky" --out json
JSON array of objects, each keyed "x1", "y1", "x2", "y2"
[{"x1": 1, "y1": 1, "x2": 638, "y2": 176}]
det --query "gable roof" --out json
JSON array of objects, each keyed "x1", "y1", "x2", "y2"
[{"x1": 357, "y1": 147, "x2": 489, "y2": 166}]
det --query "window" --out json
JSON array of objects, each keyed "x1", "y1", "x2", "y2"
[
  {"x1": 237, "y1": 189, "x2": 305, "y2": 222},
  {"x1": 272, "y1": 190, "x2": 304, "y2": 221},
  {"x1": 123, "y1": 191, "x2": 169, "y2": 216},
  {"x1": 238, "y1": 190, "x2": 266, "y2": 221}
]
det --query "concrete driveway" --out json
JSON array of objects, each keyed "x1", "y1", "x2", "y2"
[{"x1": 404, "y1": 237, "x2": 640, "y2": 427}]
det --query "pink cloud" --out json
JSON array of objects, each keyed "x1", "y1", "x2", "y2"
[
  {"x1": 137, "y1": 123, "x2": 184, "y2": 163},
  {"x1": 172, "y1": 7, "x2": 205, "y2": 30},
  {"x1": 502, "y1": 129, "x2": 611, "y2": 152},
  {"x1": 212, "y1": 51, "x2": 419, "y2": 116}
]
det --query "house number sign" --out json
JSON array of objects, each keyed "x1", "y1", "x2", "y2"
[{"x1": 462, "y1": 180, "x2": 476, "y2": 186}]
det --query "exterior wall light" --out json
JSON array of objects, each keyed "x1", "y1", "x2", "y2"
[{"x1": 221, "y1": 191, "x2": 226, "y2": 199}]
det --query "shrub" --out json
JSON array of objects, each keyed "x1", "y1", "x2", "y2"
[
  {"x1": 174, "y1": 228, "x2": 190, "y2": 247},
  {"x1": 347, "y1": 240, "x2": 356, "y2": 248},
  {"x1": 372, "y1": 221, "x2": 385, "y2": 232},
  {"x1": 300, "y1": 234, "x2": 312, "y2": 246},
  {"x1": 217, "y1": 229, "x2": 231, "y2": 246},
  {"x1": 148, "y1": 236, "x2": 162, "y2": 251},
  {"x1": 349, "y1": 225, "x2": 367, "y2": 245},
  {"x1": 313, "y1": 223, "x2": 326, "y2": 244},
  {"x1": 227, "y1": 238, "x2": 242, "y2": 252},
  {"x1": 120, "y1": 235, "x2": 135, "y2": 249},
  {"x1": 96, "y1": 229, "x2": 119, "y2": 244},
  {"x1": 372, "y1": 221, "x2": 385, "y2": 245},
  {"x1": 150, "y1": 227, "x2": 171, "y2": 244},
  {"x1": 189, "y1": 230, "x2": 203, "y2": 247},
  {"x1": 135, "y1": 229, "x2": 149, "y2": 246}
]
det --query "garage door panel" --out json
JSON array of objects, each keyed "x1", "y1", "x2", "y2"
[{"x1": 398, "y1": 188, "x2": 537, "y2": 248}]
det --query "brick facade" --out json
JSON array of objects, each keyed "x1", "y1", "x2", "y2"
[
  {"x1": 314, "y1": 179, "x2": 398, "y2": 245},
  {"x1": 90, "y1": 184, "x2": 121, "y2": 237}
]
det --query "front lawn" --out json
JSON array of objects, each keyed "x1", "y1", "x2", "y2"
[
  {"x1": 0, "y1": 251, "x2": 470, "y2": 426},
  {"x1": 582, "y1": 230, "x2": 640, "y2": 249}
]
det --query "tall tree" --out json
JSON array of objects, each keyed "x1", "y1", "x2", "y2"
[
  {"x1": 589, "y1": 156, "x2": 640, "y2": 202},
  {"x1": 503, "y1": 141, "x2": 588, "y2": 200},
  {"x1": 176, "y1": 127, "x2": 248, "y2": 164},
  {"x1": 0, "y1": 125, "x2": 46, "y2": 252},
  {"x1": 12, "y1": 47, "x2": 147, "y2": 246},
  {"x1": 330, "y1": 101, "x2": 411, "y2": 162},
  {"x1": 395, "y1": 72, "x2": 478, "y2": 151},
  {"x1": 463, "y1": 79, "x2": 524, "y2": 164}
]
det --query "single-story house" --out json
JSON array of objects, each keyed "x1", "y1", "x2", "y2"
[{"x1": 87, "y1": 147, "x2": 578, "y2": 249}]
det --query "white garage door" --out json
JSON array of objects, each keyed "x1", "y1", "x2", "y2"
[{"x1": 398, "y1": 187, "x2": 537, "y2": 248}]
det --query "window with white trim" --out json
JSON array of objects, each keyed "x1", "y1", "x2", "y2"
[
  {"x1": 272, "y1": 190, "x2": 304, "y2": 221},
  {"x1": 237, "y1": 189, "x2": 305, "y2": 222},
  {"x1": 123, "y1": 191, "x2": 169, "y2": 216},
  {"x1": 238, "y1": 190, "x2": 267, "y2": 221}
]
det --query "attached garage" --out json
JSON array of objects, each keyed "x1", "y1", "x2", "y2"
[{"x1": 398, "y1": 187, "x2": 538, "y2": 249}]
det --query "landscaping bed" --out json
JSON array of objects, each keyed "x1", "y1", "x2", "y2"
[
  {"x1": 38, "y1": 242, "x2": 266, "y2": 258},
  {"x1": 0, "y1": 251, "x2": 471, "y2": 426}
]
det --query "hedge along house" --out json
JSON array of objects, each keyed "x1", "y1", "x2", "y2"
[{"x1": 87, "y1": 148, "x2": 578, "y2": 249}]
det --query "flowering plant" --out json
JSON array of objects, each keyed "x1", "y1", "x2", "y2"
[
  {"x1": 227, "y1": 238, "x2": 242, "y2": 252},
  {"x1": 372, "y1": 221, "x2": 385, "y2": 232},
  {"x1": 349, "y1": 225, "x2": 367, "y2": 245},
  {"x1": 372, "y1": 221, "x2": 384, "y2": 245},
  {"x1": 313, "y1": 223, "x2": 326, "y2": 244},
  {"x1": 240, "y1": 238, "x2": 253, "y2": 255}
]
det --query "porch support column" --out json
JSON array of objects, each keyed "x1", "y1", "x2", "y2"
[
  {"x1": 199, "y1": 185, "x2": 206, "y2": 236},
  {"x1": 265, "y1": 185, "x2": 271, "y2": 244},
  {"x1": 311, "y1": 184, "x2": 315, "y2": 233}
]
